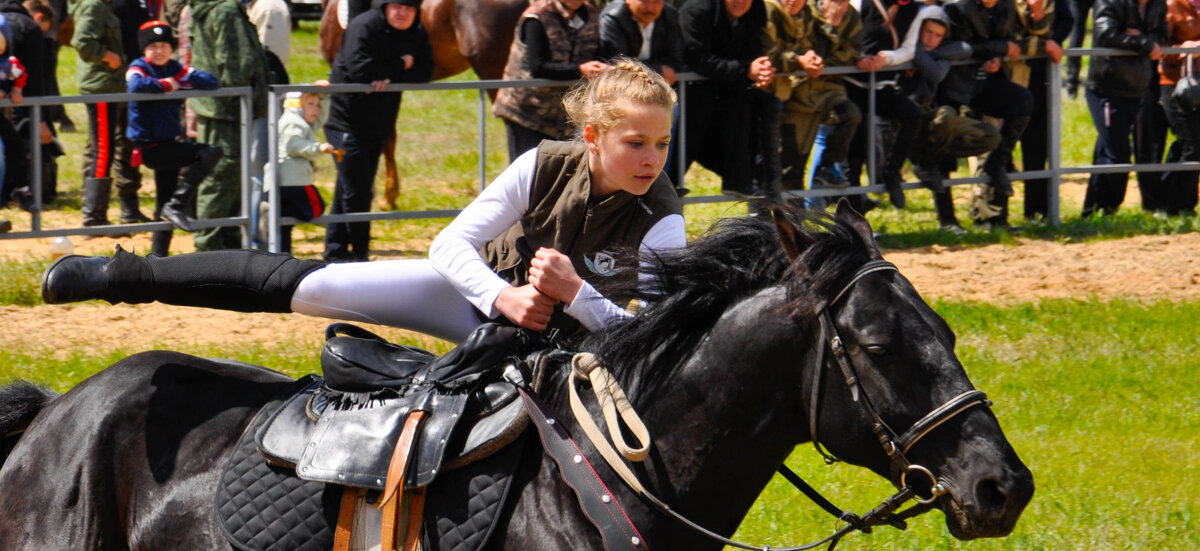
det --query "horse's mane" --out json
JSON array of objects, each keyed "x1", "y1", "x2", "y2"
[{"x1": 577, "y1": 209, "x2": 876, "y2": 399}]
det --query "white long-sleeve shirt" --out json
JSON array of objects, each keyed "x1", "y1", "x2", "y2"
[{"x1": 429, "y1": 148, "x2": 686, "y2": 331}]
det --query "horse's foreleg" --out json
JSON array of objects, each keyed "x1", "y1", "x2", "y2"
[{"x1": 380, "y1": 131, "x2": 400, "y2": 211}]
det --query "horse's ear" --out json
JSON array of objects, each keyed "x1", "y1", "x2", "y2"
[
  {"x1": 772, "y1": 209, "x2": 814, "y2": 262},
  {"x1": 834, "y1": 200, "x2": 883, "y2": 260}
]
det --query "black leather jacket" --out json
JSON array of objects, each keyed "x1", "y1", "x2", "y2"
[
  {"x1": 679, "y1": 0, "x2": 767, "y2": 91},
  {"x1": 940, "y1": 0, "x2": 1020, "y2": 106},
  {"x1": 597, "y1": 1, "x2": 687, "y2": 73},
  {"x1": 1085, "y1": 0, "x2": 1167, "y2": 99}
]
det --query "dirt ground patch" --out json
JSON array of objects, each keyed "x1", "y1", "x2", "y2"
[
  {"x1": 5, "y1": 231, "x2": 1199, "y2": 358},
  {"x1": 4, "y1": 181, "x2": 1198, "y2": 356}
]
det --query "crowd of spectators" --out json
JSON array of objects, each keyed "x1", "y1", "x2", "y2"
[{"x1": 0, "y1": 0, "x2": 1198, "y2": 245}]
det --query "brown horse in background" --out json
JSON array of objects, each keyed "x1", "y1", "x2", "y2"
[{"x1": 318, "y1": 0, "x2": 526, "y2": 208}]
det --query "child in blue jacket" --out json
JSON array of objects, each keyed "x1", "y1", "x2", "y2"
[{"x1": 126, "y1": 20, "x2": 222, "y2": 256}]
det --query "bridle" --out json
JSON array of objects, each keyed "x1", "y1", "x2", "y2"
[
  {"x1": 808, "y1": 260, "x2": 992, "y2": 487},
  {"x1": 562, "y1": 259, "x2": 995, "y2": 550}
]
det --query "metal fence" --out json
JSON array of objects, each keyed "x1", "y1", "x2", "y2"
[
  {"x1": 0, "y1": 86, "x2": 253, "y2": 241},
  {"x1": 261, "y1": 46, "x2": 1200, "y2": 251},
  {"x1": 4, "y1": 47, "x2": 1199, "y2": 249}
]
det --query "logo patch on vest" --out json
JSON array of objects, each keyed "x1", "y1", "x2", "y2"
[{"x1": 584, "y1": 251, "x2": 618, "y2": 276}]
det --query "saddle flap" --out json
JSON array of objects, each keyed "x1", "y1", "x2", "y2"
[
  {"x1": 409, "y1": 392, "x2": 471, "y2": 488},
  {"x1": 297, "y1": 396, "x2": 421, "y2": 489},
  {"x1": 256, "y1": 376, "x2": 323, "y2": 467}
]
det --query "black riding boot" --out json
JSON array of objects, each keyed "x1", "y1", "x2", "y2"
[
  {"x1": 160, "y1": 179, "x2": 197, "y2": 232},
  {"x1": 81, "y1": 177, "x2": 112, "y2": 227},
  {"x1": 981, "y1": 115, "x2": 1031, "y2": 198},
  {"x1": 118, "y1": 191, "x2": 151, "y2": 224},
  {"x1": 163, "y1": 146, "x2": 222, "y2": 232},
  {"x1": 42, "y1": 246, "x2": 326, "y2": 312},
  {"x1": 150, "y1": 228, "x2": 172, "y2": 257}
]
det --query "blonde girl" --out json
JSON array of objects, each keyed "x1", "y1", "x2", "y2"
[{"x1": 43, "y1": 59, "x2": 685, "y2": 343}]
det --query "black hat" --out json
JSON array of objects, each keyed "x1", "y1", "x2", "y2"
[{"x1": 137, "y1": 20, "x2": 177, "y2": 51}]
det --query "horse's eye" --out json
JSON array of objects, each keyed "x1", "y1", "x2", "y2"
[{"x1": 864, "y1": 345, "x2": 888, "y2": 356}]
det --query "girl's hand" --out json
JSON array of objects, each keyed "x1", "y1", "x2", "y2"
[
  {"x1": 494, "y1": 284, "x2": 558, "y2": 331},
  {"x1": 529, "y1": 247, "x2": 584, "y2": 304}
]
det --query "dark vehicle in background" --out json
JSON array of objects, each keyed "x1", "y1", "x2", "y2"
[{"x1": 288, "y1": 0, "x2": 323, "y2": 21}]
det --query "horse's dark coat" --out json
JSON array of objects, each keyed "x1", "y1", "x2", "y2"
[{"x1": 0, "y1": 206, "x2": 1033, "y2": 550}]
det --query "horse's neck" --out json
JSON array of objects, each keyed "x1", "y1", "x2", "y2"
[{"x1": 631, "y1": 287, "x2": 813, "y2": 538}]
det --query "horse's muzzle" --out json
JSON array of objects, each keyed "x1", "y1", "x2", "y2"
[{"x1": 939, "y1": 462, "x2": 1035, "y2": 540}]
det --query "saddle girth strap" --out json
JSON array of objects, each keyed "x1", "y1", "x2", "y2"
[
  {"x1": 333, "y1": 487, "x2": 363, "y2": 551},
  {"x1": 404, "y1": 491, "x2": 425, "y2": 551},
  {"x1": 381, "y1": 410, "x2": 426, "y2": 551}
]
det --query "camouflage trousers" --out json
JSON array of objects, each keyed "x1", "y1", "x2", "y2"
[
  {"x1": 911, "y1": 105, "x2": 1000, "y2": 166},
  {"x1": 194, "y1": 117, "x2": 244, "y2": 251}
]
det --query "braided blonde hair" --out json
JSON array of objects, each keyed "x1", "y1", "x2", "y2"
[{"x1": 563, "y1": 57, "x2": 676, "y2": 135}]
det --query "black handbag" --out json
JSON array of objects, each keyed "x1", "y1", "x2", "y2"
[{"x1": 1172, "y1": 54, "x2": 1200, "y2": 111}]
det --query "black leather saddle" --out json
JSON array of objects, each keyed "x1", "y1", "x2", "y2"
[{"x1": 255, "y1": 322, "x2": 547, "y2": 491}]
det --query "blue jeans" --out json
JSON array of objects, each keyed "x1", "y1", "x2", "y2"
[
  {"x1": 805, "y1": 125, "x2": 842, "y2": 209},
  {"x1": 324, "y1": 128, "x2": 384, "y2": 261},
  {"x1": 1083, "y1": 89, "x2": 1142, "y2": 216}
]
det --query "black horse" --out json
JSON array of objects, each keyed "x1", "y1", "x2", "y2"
[{"x1": 0, "y1": 204, "x2": 1033, "y2": 549}]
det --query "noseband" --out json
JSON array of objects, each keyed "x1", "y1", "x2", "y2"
[{"x1": 808, "y1": 260, "x2": 993, "y2": 498}]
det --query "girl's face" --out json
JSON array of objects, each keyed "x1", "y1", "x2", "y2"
[
  {"x1": 144, "y1": 42, "x2": 173, "y2": 66},
  {"x1": 586, "y1": 102, "x2": 673, "y2": 197}
]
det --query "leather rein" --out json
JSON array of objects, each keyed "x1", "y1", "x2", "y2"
[{"x1": 566, "y1": 259, "x2": 993, "y2": 551}]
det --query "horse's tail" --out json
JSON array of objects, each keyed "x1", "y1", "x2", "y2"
[{"x1": 0, "y1": 381, "x2": 58, "y2": 463}]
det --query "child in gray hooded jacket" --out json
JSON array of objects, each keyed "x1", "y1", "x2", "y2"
[{"x1": 267, "y1": 82, "x2": 333, "y2": 252}]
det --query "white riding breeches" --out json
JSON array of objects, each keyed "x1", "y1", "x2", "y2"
[{"x1": 291, "y1": 259, "x2": 487, "y2": 343}]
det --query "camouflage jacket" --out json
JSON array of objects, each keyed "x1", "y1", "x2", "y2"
[
  {"x1": 71, "y1": 0, "x2": 125, "y2": 94},
  {"x1": 187, "y1": 0, "x2": 269, "y2": 120},
  {"x1": 762, "y1": 0, "x2": 861, "y2": 97}
]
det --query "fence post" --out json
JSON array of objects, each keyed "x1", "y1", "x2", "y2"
[
  {"x1": 1048, "y1": 55, "x2": 1063, "y2": 226},
  {"x1": 30, "y1": 104, "x2": 43, "y2": 232},
  {"x1": 867, "y1": 70, "x2": 877, "y2": 192},
  {"x1": 240, "y1": 88, "x2": 253, "y2": 248},
  {"x1": 267, "y1": 87, "x2": 281, "y2": 253},
  {"x1": 676, "y1": 79, "x2": 687, "y2": 188},
  {"x1": 479, "y1": 88, "x2": 488, "y2": 192}
]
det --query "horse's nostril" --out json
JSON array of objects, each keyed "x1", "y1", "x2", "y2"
[{"x1": 974, "y1": 477, "x2": 1010, "y2": 517}]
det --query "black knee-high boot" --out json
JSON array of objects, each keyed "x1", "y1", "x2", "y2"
[{"x1": 42, "y1": 246, "x2": 326, "y2": 312}]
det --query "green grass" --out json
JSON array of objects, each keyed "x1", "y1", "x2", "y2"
[
  {"x1": 2, "y1": 299, "x2": 1196, "y2": 549},
  {"x1": 734, "y1": 298, "x2": 1200, "y2": 550}
]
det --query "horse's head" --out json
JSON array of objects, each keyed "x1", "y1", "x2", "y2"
[{"x1": 777, "y1": 202, "x2": 1034, "y2": 540}]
